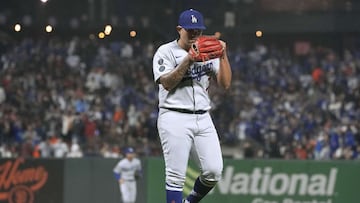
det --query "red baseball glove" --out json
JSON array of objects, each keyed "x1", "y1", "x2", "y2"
[{"x1": 189, "y1": 36, "x2": 224, "y2": 62}]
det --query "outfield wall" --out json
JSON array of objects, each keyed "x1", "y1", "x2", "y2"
[
  {"x1": 0, "y1": 158, "x2": 359, "y2": 203},
  {"x1": 147, "y1": 158, "x2": 360, "y2": 203}
]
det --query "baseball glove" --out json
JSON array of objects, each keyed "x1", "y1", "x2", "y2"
[{"x1": 189, "y1": 36, "x2": 224, "y2": 62}]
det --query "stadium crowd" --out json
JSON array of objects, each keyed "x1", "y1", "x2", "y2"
[{"x1": 0, "y1": 36, "x2": 359, "y2": 160}]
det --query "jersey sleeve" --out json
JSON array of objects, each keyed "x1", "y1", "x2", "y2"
[
  {"x1": 211, "y1": 58, "x2": 221, "y2": 75},
  {"x1": 152, "y1": 46, "x2": 175, "y2": 83},
  {"x1": 113, "y1": 161, "x2": 122, "y2": 173},
  {"x1": 136, "y1": 159, "x2": 142, "y2": 171}
]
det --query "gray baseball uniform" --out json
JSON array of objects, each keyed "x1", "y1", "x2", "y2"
[
  {"x1": 152, "y1": 8, "x2": 231, "y2": 203},
  {"x1": 153, "y1": 39, "x2": 223, "y2": 192},
  {"x1": 113, "y1": 155, "x2": 142, "y2": 203}
]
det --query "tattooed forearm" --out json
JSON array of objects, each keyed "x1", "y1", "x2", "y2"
[{"x1": 159, "y1": 55, "x2": 193, "y2": 91}]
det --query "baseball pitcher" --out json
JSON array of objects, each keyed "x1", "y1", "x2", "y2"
[{"x1": 152, "y1": 8, "x2": 232, "y2": 203}]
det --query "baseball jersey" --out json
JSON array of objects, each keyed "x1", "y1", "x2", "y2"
[
  {"x1": 113, "y1": 158, "x2": 142, "y2": 181},
  {"x1": 153, "y1": 40, "x2": 220, "y2": 111}
]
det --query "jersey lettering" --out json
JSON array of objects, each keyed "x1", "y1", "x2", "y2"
[{"x1": 184, "y1": 62, "x2": 214, "y2": 81}]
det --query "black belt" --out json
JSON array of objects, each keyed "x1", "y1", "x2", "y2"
[{"x1": 163, "y1": 107, "x2": 207, "y2": 114}]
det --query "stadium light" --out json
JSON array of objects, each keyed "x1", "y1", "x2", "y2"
[
  {"x1": 104, "y1": 25, "x2": 112, "y2": 35},
  {"x1": 256, "y1": 30, "x2": 263, "y2": 38},
  {"x1": 98, "y1": 32, "x2": 105, "y2": 39},
  {"x1": 129, "y1": 30, "x2": 137, "y2": 38},
  {"x1": 45, "y1": 25, "x2": 53, "y2": 33},
  {"x1": 14, "y1": 23, "x2": 21, "y2": 32}
]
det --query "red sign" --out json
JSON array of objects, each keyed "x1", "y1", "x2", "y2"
[{"x1": 0, "y1": 158, "x2": 49, "y2": 203}]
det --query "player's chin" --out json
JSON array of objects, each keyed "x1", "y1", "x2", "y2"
[{"x1": 185, "y1": 41, "x2": 193, "y2": 48}]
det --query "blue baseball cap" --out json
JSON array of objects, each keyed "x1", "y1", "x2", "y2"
[
  {"x1": 124, "y1": 147, "x2": 135, "y2": 154},
  {"x1": 178, "y1": 9, "x2": 206, "y2": 30}
]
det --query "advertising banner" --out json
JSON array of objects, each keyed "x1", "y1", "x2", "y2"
[
  {"x1": 146, "y1": 158, "x2": 360, "y2": 203},
  {"x1": 0, "y1": 158, "x2": 64, "y2": 203}
]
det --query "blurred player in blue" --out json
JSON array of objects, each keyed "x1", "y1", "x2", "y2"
[{"x1": 113, "y1": 147, "x2": 142, "y2": 203}]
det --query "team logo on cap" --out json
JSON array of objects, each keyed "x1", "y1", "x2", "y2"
[{"x1": 191, "y1": 15, "x2": 197, "y2": 23}]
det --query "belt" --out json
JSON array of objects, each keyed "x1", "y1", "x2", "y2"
[{"x1": 163, "y1": 107, "x2": 207, "y2": 114}]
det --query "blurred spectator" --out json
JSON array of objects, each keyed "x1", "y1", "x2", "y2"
[
  {"x1": 36, "y1": 137, "x2": 53, "y2": 158},
  {"x1": 0, "y1": 143, "x2": 13, "y2": 157},
  {"x1": 67, "y1": 138, "x2": 83, "y2": 158},
  {"x1": 0, "y1": 86, "x2": 5, "y2": 103},
  {"x1": 53, "y1": 137, "x2": 69, "y2": 158},
  {"x1": 294, "y1": 143, "x2": 308, "y2": 160},
  {"x1": 20, "y1": 138, "x2": 33, "y2": 158},
  {"x1": 314, "y1": 134, "x2": 331, "y2": 160},
  {"x1": 242, "y1": 140, "x2": 255, "y2": 158}
]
